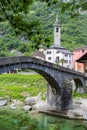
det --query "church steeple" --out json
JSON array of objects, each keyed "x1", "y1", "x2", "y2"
[{"x1": 54, "y1": 15, "x2": 61, "y2": 46}]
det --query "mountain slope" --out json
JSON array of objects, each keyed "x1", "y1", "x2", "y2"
[{"x1": 0, "y1": 1, "x2": 87, "y2": 56}]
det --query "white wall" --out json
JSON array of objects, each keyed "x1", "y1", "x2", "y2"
[{"x1": 45, "y1": 49, "x2": 73, "y2": 69}]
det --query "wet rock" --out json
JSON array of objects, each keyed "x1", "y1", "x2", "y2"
[
  {"x1": 67, "y1": 110, "x2": 74, "y2": 118},
  {"x1": 0, "y1": 100, "x2": 7, "y2": 107},
  {"x1": 32, "y1": 101, "x2": 46, "y2": 110},
  {"x1": 74, "y1": 110, "x2": 83, "y2": 116},
  {"x1": 24, "y1": 97, "x2": 37, "y2": 106},
  {"x1": 23, "y1": 105, "x2": 32, "y2": 111},
  {"x1": 10, "y1": 103, "x2": 16, "y2": 109},
  {"x1": 24, "y1": 94, "x2": 41, "y2": 106}
]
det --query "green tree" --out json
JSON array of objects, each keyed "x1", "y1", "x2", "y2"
[{"x1": 0, "y1": 0, "x2": 87, "y2": 33}]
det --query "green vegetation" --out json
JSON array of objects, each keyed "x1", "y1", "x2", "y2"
[
  {"x1": 0, "y1": 1, "x2": 87, "y2": 56},
  {"x1": 0, "y1": 74, "x2": 47, "y2": 100},
  {"x1": 0, "y1": 107, "x2": 45, "y2": 130},
  {"x1": 73, "y1": 92, "x2": 87, "y2": 98}
]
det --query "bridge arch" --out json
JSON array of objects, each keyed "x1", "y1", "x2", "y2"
[{"x1": 72, "y1": 78, "x2": 84, "y2": 94}]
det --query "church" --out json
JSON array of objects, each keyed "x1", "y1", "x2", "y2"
[
  {"x1": 33, "y1": 16, "x2": 73, "y2": 69},
  {"x1": 45, "y1": 16, "x2": 73, "y2": 69}
]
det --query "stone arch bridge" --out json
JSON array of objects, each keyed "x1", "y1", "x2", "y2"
[{"x1": 0, "y1": 56, "x2": 86, "y2": 111}]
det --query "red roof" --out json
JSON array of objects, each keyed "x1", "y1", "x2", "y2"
[{"x1": 76, "y1": 53, "x2": 87, "y2": 63}]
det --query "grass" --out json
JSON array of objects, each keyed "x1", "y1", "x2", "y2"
[
  {"x1": 0, "y1": 74, "x2": 47, "y2": 100},
  {"x1": 73, "y1": 92, "x2": 87, "y2": 98}
]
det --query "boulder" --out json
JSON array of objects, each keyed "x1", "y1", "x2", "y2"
[
  {"x1": 0, "y1": 100, "x2": 7, "y2": 107},
  {"x1": 32, "y1": 101, "x2": 47, "y2": 110},
  {"x1": 23, "y1": 105, "x2": 32, "y2": 111},
  {"x1": 73, "y1": 110, "x2": 83, "y2": 116},
  {"x1": 24, "y1": 96, "x2": 41, "y2": 106},
  {"x1": 10, "y1": 103, "x2": 16, "y2": 109}
]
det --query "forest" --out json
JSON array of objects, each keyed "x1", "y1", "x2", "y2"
[{"x1": 0, "y1": 1, "x2": 87, "y2": 57}]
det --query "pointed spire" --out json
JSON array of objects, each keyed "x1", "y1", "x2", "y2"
[
  {"x1": 55, "y1": 15, "x2": 58, "y2": 24},
  {"x1": 54, "y1": 15, "x2": 60, "y2": 27}
]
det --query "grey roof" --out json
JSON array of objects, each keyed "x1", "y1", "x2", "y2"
[
  {"x1": 49, "y1": 44, "x2": 72, "y2": 54},
  {"x1": 32, "y1": 51, "x2": 45, "y2": 59}
]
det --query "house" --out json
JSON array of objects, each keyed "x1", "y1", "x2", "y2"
[
  {"x1": 76, "y1": 53, "x2": 87, "y2": 73},
  {"x1": 73, "y1": 46, "x2": 87, "y2": 73},
  {"x1": 32, "y1": 48, "x2": 45, "y2": 60},
  {"x1": 45, "y1": 16, "x2": 73, "y2": 69}
]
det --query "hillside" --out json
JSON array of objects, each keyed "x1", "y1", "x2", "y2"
[{"x1": 0, "y1": 1, "x2": 87, "y2": 56}]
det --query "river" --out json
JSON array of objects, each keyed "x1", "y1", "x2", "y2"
[
  {"x1": 33, "y1": 113, "x2": 87, "y2": 130},
  {"x1": 0, "y1": 106, "x2": 87, "y2": 129}
]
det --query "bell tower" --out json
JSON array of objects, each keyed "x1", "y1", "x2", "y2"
[{"x1": 54, "y1": 16, "x2": 61, "y2": 46}]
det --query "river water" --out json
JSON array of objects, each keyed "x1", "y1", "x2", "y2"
[{"x1": 34, "y1": 114, "x2": 87, "y2": 130}]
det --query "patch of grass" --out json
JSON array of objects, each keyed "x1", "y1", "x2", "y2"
[
  {"x1": 0, "y1": 74, "x2": 47, "y2": 100},
  {"x1": 73, "y1": 92, "x2": 87, "y2": 98}
]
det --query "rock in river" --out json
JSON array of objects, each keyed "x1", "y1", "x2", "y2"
[{"x1": 0, "y1": 100, "x2": 7, "y2": 107}]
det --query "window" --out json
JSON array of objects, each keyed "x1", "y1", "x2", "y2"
[
  {"x1": 56, "y1": 27, "x2": 59, "y2": 32},
  {"x1": 48, "y1": 57, "x2": 51, "y2": 60},
  {"x1": 56, "y1": 57, "x2": 59, "y2": 62},
  {"x1": 65, "y1": 54, "x2": 68, "y2": 57},
  {"x1": 69, "y1": 60, "x2": 71, "y2": 64},
  {"x1": 47, "y1": 51, "x2": 51, "y2": 54},
  {"x1": 56, "y1": 51, "x2": 59, "y2": 53},
  {"x1": 64, "y1": 60, "x2": 68, "y2": 63}
]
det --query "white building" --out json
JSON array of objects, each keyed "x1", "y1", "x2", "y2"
[{"x1": 45, "y1": 16, "x2": 73, "y2": 69}]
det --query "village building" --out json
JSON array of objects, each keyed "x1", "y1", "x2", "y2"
[
  {"x1": 73, "y1": 46, "x2": 87, "y2": 73},
  {"x1": 76, "y1": 53, "x2": 87, "y2": 74},
  {"x1": 32, "y1": 48, "x2": 45, "y2": 60},
  {"x1": 45, "y1": 16, "x2": 73, "y2": 69}
]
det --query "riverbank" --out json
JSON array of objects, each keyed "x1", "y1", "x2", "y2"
[
  {"x1": 0, "y1": 95, "x2": 87, "y2": 121},
  {"x1": 40, "y1": 98, "x2": 87, "y2": 120}
]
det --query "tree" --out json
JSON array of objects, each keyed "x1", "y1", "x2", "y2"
[
  {"x1": 0, "y1": 0, "x2": 38, "y2": 37},
  {"x1": 60, "y1": 0, "x2": 87, "y2": 17},
  {"x1": 0, "y1": 0, "x2": 87, "y2": 36}
]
